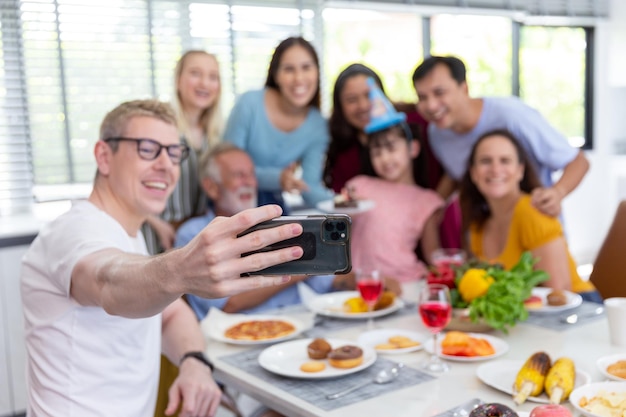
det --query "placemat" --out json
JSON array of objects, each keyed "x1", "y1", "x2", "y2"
[
  {"x1": 304, "y1": 301, "x2": 418, "y2": 338},
  {"x1": 523, "y1": 301, "x2": 605, "y2": 331},
  {"x1": 219, "y1": 347, "x2": 435, "y2": 411}
]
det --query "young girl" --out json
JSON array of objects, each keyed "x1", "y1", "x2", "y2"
[{"x1": 347, "y1": 121, "x2": 444, "y2": 295}]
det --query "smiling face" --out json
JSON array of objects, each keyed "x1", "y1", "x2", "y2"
[
  {"x1": 368, "y1": 128, "x2": 418, "y2": 185},
  {"x1": 469, "y1": 134, "x2": 525, "y2": 201},
  {"x1": 340, "y1": 74, "x2": 373, "y2": 132},
  {"x1": 95, "y1": 116, "x2": 180, "y2": 230},
  {"x1": 273, "y1": 44, "x2": 319, "y2": 109},
  {"x1": 207, "y1": 150, "x2": 258, "y2": 216},
  {"x1": 176, "y1": 52, "x2": 220, "y2": 113},
  {"x1": 414, "y1": 63, "x2": 469, "y2": 131}
]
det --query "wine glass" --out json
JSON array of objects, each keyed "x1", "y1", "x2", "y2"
[
  {"x1": 356, "y1": 269, "x2": 382, "y2": 330},
  {"x1": 418, "y1": 283, "x2": 452, "y2": 372}
]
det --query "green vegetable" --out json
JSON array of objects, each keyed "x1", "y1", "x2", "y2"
[{"x1": 452, "y1": 252, "x2": 548, "y2": 333}]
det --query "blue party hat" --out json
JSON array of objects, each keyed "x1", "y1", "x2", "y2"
[{"x1": 364, "y1": 77, "x2": 406, "y2": 134}]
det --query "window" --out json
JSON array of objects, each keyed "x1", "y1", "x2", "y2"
[
  {"x1": 0, "y1": 0, "x2": 602, "y2": 216},
  {"x1": 323, "y1": 7, "x2": 422, "y2": 104},
  {"x1": 430, "y1": 14, "x2": 512, "y2": 96},
  {"x1": 519, "y1": 26, "x2": 590, "y2": 148},
  {"x1": 1, "y1": 0, "x2": 315, "y2": 216}
]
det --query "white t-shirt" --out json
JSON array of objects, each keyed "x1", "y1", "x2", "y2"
[{"x1": 21, "y1": 200, "x2": 161, "y2": 417}]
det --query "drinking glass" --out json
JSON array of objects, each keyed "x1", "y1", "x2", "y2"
[
  {"x1": 356, "y1": 269, "x2": 382, "y2": 330},
  {"x1": 418, "y1": 283, "x2": 452, "y2": 372}
]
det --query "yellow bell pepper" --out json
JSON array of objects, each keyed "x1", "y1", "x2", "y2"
[{"x1": 458, "y1": 268, "x2": 494, "y2": 302}]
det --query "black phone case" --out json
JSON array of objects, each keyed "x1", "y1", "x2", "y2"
[{"x1": 239, "y1": 214, "x2": 352, "y2": 276}]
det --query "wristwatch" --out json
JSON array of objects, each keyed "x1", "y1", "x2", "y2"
[{"x1": 180, "y1": 351, "x2": 213, "y2": 371}]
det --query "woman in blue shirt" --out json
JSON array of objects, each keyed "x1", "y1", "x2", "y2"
[{"x1": 224, "y1": 37, "x2": 333, "y2": 212}]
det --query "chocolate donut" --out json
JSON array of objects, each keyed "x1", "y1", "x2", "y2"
[
  {"x1": 307, "y1": 338, "x2": 332, "y2": 359},
  {"x1": 328, "y1": 345, "x2": 364, "y2": 369},
  {"x1": 469, "y1": 403, "x2": 518, "y2": 417}
]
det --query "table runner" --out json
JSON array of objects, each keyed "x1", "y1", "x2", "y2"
[
  {"x1": 523, "y1": 301, "x2": 605, "y2": 331},
  {"x1": 219, "y1": 348, "x2": 435, "y2": 411}
]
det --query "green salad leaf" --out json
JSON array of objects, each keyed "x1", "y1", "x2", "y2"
[{"x1": 453, "y1": 252, "x2": 549, "y2": 333}]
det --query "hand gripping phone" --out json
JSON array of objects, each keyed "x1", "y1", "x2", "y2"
[{"x1": 238, "y1": 214, "x2": 352, "y2": 276}]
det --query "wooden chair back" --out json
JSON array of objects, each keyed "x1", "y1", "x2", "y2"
[{"x1": 590, "y1": 201, "x2": 626, "y2": 298}]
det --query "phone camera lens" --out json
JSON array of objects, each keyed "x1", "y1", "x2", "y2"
[
  {"x1": 325, "y1": 222, "x2": 334, "y2": 232},
  {"x1": 331, "y1": 231, "x2": 340, "y2": 240},
  {"x1": 336, "y1": 222, "x2": 346, "y2": 231}
]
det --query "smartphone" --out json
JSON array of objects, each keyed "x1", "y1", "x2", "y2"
[{"x1": 238, "y1": 214, "x2": 352, "y2": 276}]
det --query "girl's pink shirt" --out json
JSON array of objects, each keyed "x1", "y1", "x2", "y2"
[{"x1": 348, "y1": 175, "x2": 444, "y2": 282}]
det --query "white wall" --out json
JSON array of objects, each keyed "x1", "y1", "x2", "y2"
[{"x1": 563, "y1": 1, "x2": 626, "y2": 264}]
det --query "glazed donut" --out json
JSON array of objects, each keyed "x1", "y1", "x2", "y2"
[
  {"x1": 307, "y1": 338, "x2": 332, "y2": 360},
  {"x1": 328, "y1": 345, "x2": 364, "y2": 369},
  {"x1": 469, "y1": 403, "x2": 518, "y2": 417}
]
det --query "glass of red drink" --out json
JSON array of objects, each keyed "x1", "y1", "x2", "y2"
[
  {"x1": 418, "y1": 283, "x2": 452, "y2": 372},
  {"x1": 356, "y1": 269, "x2": 382, "y2": 330}
]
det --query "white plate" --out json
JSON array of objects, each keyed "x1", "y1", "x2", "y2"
[
  {"x1": 258, "y1": 338, "x2": 377, "y2": 379},
  {"x1": 597, "y1": 353, "x2": 626, "y2": 381},
  {"x1": 476, "y1": 359, "x2": 591, "y2": 403},
  {"x1": 205, "y1": 313, "x2": 305, "y2": 345},
  {"x1": 357, "y1": 328, "x2": 427, "y2": 355},
  {"x1": 570, "y1": 381, "x2": 626, "y2": 417},
  {"x1": 526, "y1": 287, "x2": 583, "y2": 314},
  {"x1": 305, "y1": 291, "x2": 405, "y2": 319},
  {"x1": 424, "y1": 332, "x2": 509, "y2": 362},
  {"x1": 316, "y1": 199, "x2": 375, "y2": 215}
]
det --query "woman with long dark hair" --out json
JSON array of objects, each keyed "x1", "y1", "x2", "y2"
[
  {"x1": 460, "y1": 129, "x2": 600, "y2": 302},
  {"x1": 224, "y1": 36, "x2": 332, "y2": 212}
]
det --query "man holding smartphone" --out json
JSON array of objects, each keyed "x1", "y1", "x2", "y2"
[{"x1": 20, "y1": 100, "x2": 304, "y2": 417}]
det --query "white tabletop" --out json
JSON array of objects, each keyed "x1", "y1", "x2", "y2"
[{"x1": 204, "y1": 307, "x2": 621, "y2": 417}]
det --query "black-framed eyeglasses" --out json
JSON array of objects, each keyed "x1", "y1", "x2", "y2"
[{"x1": 104, "y1": 137, "x2": 190, "y2": 164}]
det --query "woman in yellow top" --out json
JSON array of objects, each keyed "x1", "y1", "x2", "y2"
[{"x1": 459, "y1": 129, "x2": 601, "y2": 302}]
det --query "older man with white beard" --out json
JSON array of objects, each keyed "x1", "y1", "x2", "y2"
[{"x1": 176, "y1": 142, "x2": 353, "y2": 319}]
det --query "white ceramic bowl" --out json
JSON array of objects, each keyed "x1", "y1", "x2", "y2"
[
  {"x1": 569, "y1": 381, "x2": 626, "y2": 417},
  {"x1": 596, "y1": 353, "x2": 626, "y2": 381}
]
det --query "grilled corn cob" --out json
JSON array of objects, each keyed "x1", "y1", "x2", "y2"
[
  {"x1": 545, "y1": 357, "x2": 576, "y2": 404},
  {"x1": 513, "y1": 351, "x2": 551, "y2": 405}
]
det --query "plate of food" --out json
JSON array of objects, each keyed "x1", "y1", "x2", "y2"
[
  {"x1": 424, "y1": 331, "x2": 509, "y2": 362},
  {"x1": 597, "y1": 353, "x2": 626, "y2": 381},
  {"x1": 569, "y1": 381, "x2": 626, "y2": 417},
  {"x1": 316, "y1": 198, "x2": 375, "y2": 215},
  {"x1": 357, "y1": 328, "x2": 427, "y2": 354},
  {"x1": 476, "y1": 359, "x2": 591, "y2": 404},
  {"x1": 258, "y1": 338, "x2": 376, "y2": 379},
  {"x1": 202, "y1": 308, "x2": 306, "y2": 345},
  {"x1": 305, "y1": 291, "x2": 404, "y2": 319},
  {"x1": 524, "y1": 287, "x2": 582, "y2": 314}
]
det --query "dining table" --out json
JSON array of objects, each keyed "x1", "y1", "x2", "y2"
[{"x1": 202, "y1": 299, "x2": 621, "y2": 417}]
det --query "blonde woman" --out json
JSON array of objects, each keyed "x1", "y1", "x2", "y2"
[{"x1": 144, "y1": 50, "x2": 223, "y2": 254}]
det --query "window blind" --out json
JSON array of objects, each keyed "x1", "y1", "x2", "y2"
[
  {"x1": 0, "y1": 0, "x2": 33, "y2": 216},
  {"x1": 332, "y1": 0, "x2": 609, "y2": 17}
]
